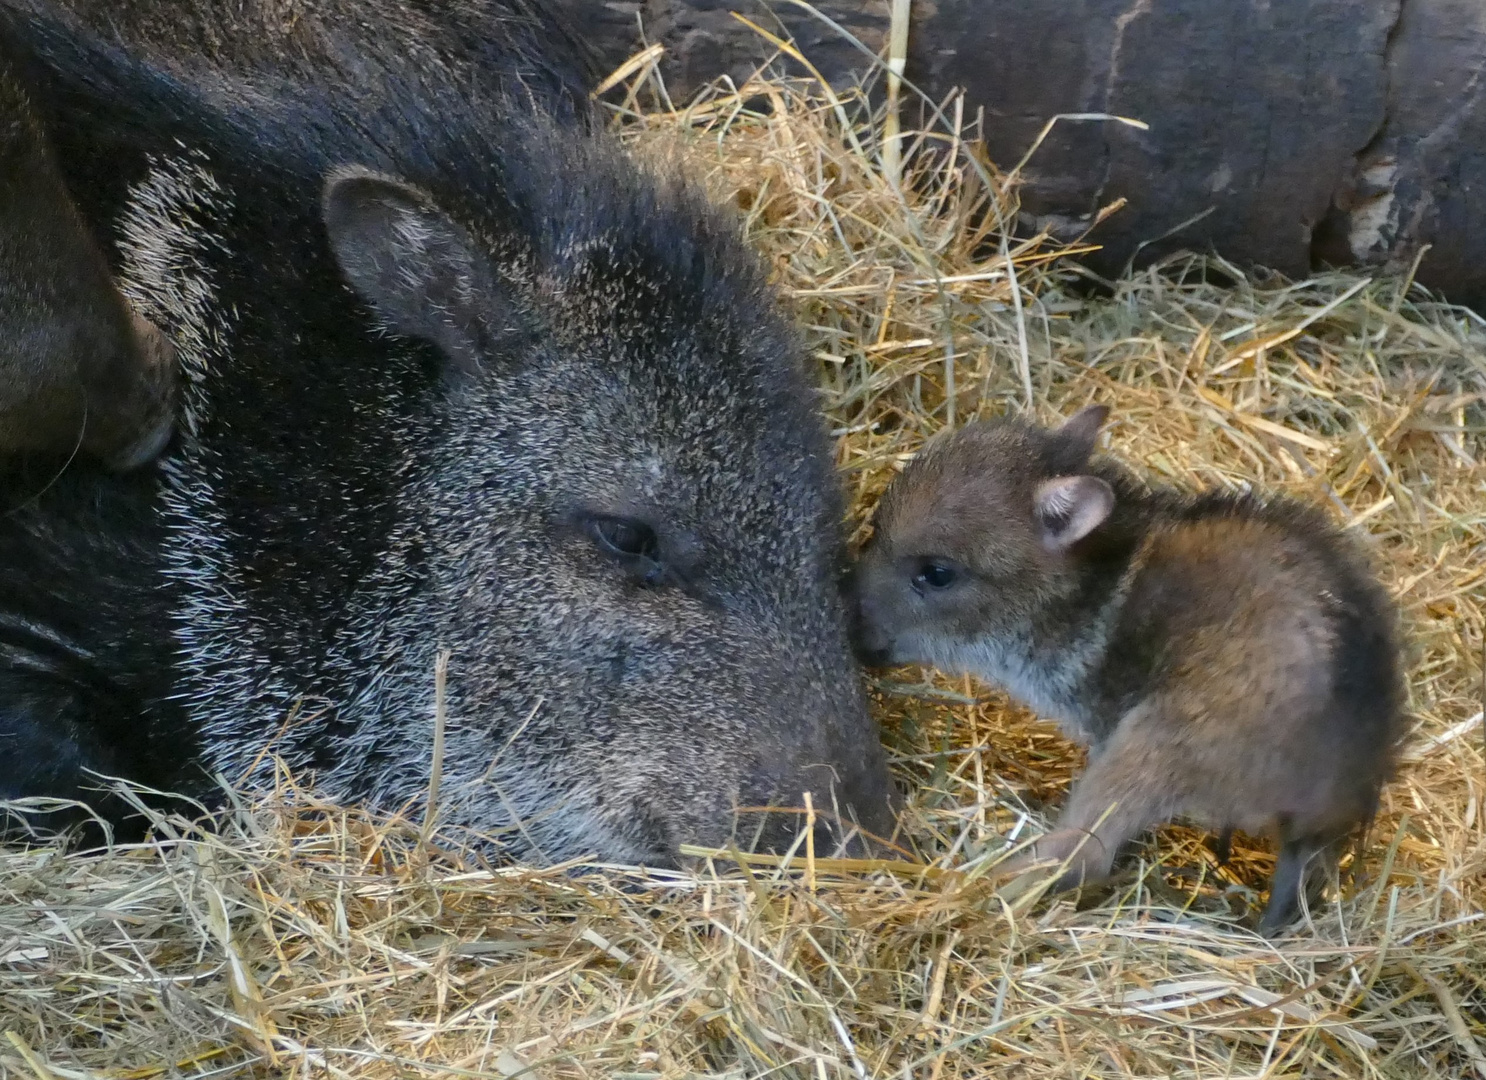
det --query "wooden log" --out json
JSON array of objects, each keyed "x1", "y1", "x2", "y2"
[
  {"x1": 1314, "y1": 0, "x2": 1486, "y2": 306},
  {"x1": 928, "y1": 0, "x2": 1395, "y2": 283}
]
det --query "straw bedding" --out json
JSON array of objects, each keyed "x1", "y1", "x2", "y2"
[{"x1": 2, "y1": 44, "x2": 1484, "y2": 1080}]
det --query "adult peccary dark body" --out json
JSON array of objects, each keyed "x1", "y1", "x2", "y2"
[
  {"x1": 0, "y1": 0, "x2": 894, "y2": 859},
  {"x1": 0, "y1": 30, "x2": 176, "y2": 471}
]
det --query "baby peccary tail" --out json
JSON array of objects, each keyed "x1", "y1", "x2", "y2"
[{"x1": 852, "y1": 404, "x2": 1404, "y2": 934}]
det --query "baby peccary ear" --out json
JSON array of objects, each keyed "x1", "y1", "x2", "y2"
[
  {"x1": 1047, "y1": 403, "x2": 1110, "y2": 473},
  {"x1": 322, "y1": 166, "x2": 490, "y2": 371},
  {"x1": 1034, "y1": 475, "x2": 1115, "y2": 550}
]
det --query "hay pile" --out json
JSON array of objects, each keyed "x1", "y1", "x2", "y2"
[{"x1": 4, "y1": 41, "x2": 1485, "y2": 1080}]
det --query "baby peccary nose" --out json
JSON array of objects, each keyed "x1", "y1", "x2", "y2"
[{"x1": 853, "y1": 404, "x2": 1404, "y2": 934}]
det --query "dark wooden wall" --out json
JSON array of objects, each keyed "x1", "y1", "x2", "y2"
[{"x1": 558, "y1": 0, "x2": 1486, "y2": 310}]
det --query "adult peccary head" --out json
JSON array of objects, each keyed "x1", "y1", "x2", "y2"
[
  {"x1": 0, "y1": 38, "x2": 175, "y2": 471},
  {"x1": 299, "y1": 151, "x2": 897, "y2": 859},
  {"x1": 0, "y1": 1, "x2": 894, "y2": 860}
]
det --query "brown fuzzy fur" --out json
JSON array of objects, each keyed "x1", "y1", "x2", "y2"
[{"x1": 853, "y1": 405, "x2": 1404, "y2": 933}]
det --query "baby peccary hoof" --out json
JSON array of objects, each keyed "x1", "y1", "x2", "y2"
[
  {"x1": 1212, "y1": 827, "x2": 1234, "y2": 867},
  {"x1": 1257, "y1": 834, "x2": 1338, "y2": 936},
  {"x1": 993, "y1": 826, "x2": 1119, "y2": 903},
  {"x1": 997, "y1": 824, "x2": 1336, "y2": 936}
]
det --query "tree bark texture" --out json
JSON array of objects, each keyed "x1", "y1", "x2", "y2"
[{"x1": 558, "y1": 0, "x2": 1486, "y2": 310}]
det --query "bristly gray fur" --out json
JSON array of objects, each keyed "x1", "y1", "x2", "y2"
[{"x1": 0, "y1": 0, "x2": 895, "y2": 858}]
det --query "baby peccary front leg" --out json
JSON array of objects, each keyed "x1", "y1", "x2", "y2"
[
  {"x1": 1001, "y1": 715, "x2": 1344, "y2": 935},
  {"x1": 998, "y1": 720, "x2": 1174, "y2": 893}
]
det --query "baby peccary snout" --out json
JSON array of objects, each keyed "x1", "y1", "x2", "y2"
[{"x1": 853, "y1": 404, "x2": 1404, "y2": 934}]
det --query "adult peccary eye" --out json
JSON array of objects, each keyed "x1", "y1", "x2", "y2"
[
  {"x1": 590, "y1": 516, "x2": 660, "y2": 561},
  {"x1": 915, "y1": 562, "x2": 957, "y2": 591}
]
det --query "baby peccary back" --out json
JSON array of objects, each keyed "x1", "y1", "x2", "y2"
[{"x1": 853, "y1": 405, "x2": 1404, "y2": 933}]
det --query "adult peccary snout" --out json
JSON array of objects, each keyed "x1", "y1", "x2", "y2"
[{"x1": 0, "y1": 1, "x2": 894, "y2": 863}]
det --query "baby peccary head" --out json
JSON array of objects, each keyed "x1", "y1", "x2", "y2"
[
  {"x1": 318, "y1": 160, "x2": 894, "y2": 865},
  {"x1": 853, "y1": 404, "x2": 1115, "y2": 674},
  {"x1": 854, "y1": 405, "x2": 1403, "y2": 934}
]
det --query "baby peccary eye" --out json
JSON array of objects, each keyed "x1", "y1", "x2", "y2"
[
  {"x1": 590, "y1": 516, "x2": 660, "y2": 562},
  {"x1": 914, "y1": 561, "x2": 957, "y2": 592}
]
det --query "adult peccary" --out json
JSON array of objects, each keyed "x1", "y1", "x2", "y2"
[
  {"x1": 0, "y1": 32, "x2": 175, "y2": 471},
  {"x1": 852, "y1": 406, "x2": 1403, "y2": 932},
  {"x1": 0, "y1": 0, "x2": 894, "y2": 860}
]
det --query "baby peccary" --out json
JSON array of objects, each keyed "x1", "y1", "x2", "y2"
[{"x1": 853, "y1": 405, "x2": 1404, "y2": 932}]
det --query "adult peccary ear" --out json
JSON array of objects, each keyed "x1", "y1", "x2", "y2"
[
  {"x1": 321, "y1": 166, "x2": 493, "y2": 371},
  {"x1": 1034, "y1": 474, "x2": 1115, "y2": 550},
  {"x1": 1047, "y1": 403, "x2": 1110, "y2": 472}
]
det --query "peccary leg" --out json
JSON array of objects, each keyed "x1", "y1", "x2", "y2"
[
  {"x1": 1212, "y1": 826, "x2": 1234, "y2": 866},
  {"x1": 998, "y1": 721, "x2": 1174, "y2": 892},
  {"x1": 1259, "y1": 830, "x2": 1334, "y2": 935}
]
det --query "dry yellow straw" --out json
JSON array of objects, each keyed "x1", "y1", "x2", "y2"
[
  {"x1": 881, "y1": 0, "x2": 911, "y2": 186},
  {"x1": 2, "y1": 36, "x2": 1483, "y2": 1080}
]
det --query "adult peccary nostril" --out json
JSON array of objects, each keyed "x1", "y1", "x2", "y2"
[
  {"x1": 854, "y1": 403, "x2": 1403, "y2": 934},
  {"x1": 737, "y1": 777, "x2": 891, "y2": 861},
  {"x1": 0, "y1": 0, "x2": 893, "y2": 858}
]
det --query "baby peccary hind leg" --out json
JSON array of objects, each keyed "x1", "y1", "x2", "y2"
[
  {"x1": 1212, "y1": 827, "x2": 1234, "y2": 867},
  {"x1": 1006, "y1": 719, "x2": 1345, "y2": 935},
  {"x1": 1259, "y1": 828, "x2": 1339, "y2": 935}
]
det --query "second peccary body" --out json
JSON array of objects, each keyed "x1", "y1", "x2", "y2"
[
  {"x1": 853, "y1": 405, "x2": 1403, "y2": 932},
  {"x1": 0, "y1": 35, "x2": 175, "y2": 470}
]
